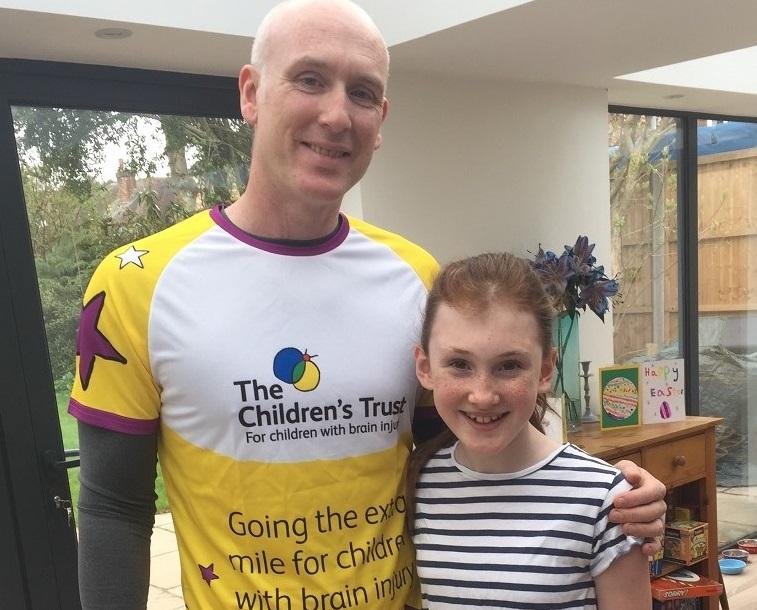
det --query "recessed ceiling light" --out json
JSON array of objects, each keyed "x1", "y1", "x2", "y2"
[
  {"x1": 95, "y1": 28, "x2": 133, "y2": 40},
  {"x1": 664, "y1": 94, "x2": 685, "y2": 99}
]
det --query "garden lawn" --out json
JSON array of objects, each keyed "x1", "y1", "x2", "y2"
[{"x1": 56, "y1": 391, "x2": 170, "y2": 518}]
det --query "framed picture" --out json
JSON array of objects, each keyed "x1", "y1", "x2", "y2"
[
  {"x1": 599, "y1": 364, "x2": 641, "y2": 430},
  {"x1": 543, "y1": 394, "x2": 567, "y2": 443}
]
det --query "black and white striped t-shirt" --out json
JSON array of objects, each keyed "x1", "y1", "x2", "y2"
[{"x1": 413, "y1": 442, "x2": 640, "y2": 609}]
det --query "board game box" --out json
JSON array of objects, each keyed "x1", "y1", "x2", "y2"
[
  {"x1": 651, "y1": 569, "x2": 722, "y2": 602},
  {"x1": 653, "y1": 599, "x2": 702, "y2": 610}
]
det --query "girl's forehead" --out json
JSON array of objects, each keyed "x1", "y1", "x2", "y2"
[
  {"x1": 438, "y1": 300, "x2": 532, "y2": 323},
  {"x1": 432, "y1": 302, "x2": 542, "y2": 342}
]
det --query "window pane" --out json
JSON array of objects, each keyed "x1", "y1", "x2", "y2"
[
  {"x1": 608, "y1": 113, "x2": 682, "y2": 362},
  {"x1": 11, "y1": 105, "x2": 250, "y2": 516},
  {"x1": 696, "y1": 119, "x2": 757, "y2": 545}
]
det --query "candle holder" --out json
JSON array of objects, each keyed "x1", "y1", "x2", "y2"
[{"x1": 580, "y1": 360, "x2": 598, "y2": 423}]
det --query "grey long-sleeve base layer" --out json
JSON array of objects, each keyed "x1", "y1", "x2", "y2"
[{"x1": 77, "y1": 421, "x2": 158, "y2": 610}]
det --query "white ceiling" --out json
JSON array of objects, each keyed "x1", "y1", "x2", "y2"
[
  {"x1": 1, "y1": 0, "x2": 756, "y2": 117},
  {"x1": 0, "y1": 0, "x2": 532, "y2": 44},
  {"x1": 618, "y1": 45, "x2": 757, "y2": 96}
]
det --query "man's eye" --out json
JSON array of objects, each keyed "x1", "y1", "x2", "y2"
[
  {"x1": 350, "y1": 88, "x2": 378, "y2": 106},
  {"x1": 296, "y1": 75, "x2": 323, "y2": 90}
]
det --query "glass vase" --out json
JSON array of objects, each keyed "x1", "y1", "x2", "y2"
[{"x1": 553, "y1": 312, "x2": 582, "y2": 433}]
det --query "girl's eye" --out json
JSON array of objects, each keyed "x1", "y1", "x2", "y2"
[
  {"x1": 448, "y1": 359, "x2": 470, "y2": 371},
  {"x1": 498, "y1": 360, "x2": 521, "y2": 372}
]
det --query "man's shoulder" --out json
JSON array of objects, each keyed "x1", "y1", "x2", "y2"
[
  {"x1": 346, "y1": 215, "x2": 439, "y2": 288},
  {"x1": 118, "y1": 207, "x2": 214, "y2": 257},
  {"x1": 86, "y1": 208, "x2": 215, "y2": 298}
]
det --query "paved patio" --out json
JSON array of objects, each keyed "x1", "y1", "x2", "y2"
[{"x1": 147, "y1": 512, "x2": 183, "y2": 610}]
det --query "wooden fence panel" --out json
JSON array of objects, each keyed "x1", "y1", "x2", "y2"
[{"x1": 612, "y1": 148, "x2": 757, "y2": 361}]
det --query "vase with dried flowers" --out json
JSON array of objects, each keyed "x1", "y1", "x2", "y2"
[{"x1": 531, "y1": 236, "x2": 620, "y2": 431}]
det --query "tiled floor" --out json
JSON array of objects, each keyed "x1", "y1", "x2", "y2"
[
  {"x1": 722, "y1": 564, "x2": 757, "y2": 610},
  {"x1": 147, "y1": 490, "x2": 757, "y2": 610},
  {"x1": 717, "y1": 486, "x2": 757, "y2": 610}
]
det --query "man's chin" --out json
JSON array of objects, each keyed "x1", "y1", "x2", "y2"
[{"x1": 298, "y1": 180, "x2": 356, "y2": 209}]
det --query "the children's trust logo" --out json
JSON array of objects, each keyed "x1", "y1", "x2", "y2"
[{"x1": 273, "y1": 347, "x2": 320, "y2": 392}]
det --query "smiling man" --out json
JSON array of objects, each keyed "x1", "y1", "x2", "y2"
[
  {"x1": 229, "y1": 2, "x2": 389, "y2": 234},
  {"x1": 71, "y1": 1, "x2": 666, "y2": 609}
]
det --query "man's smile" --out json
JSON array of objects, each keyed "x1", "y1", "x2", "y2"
[{"x1": 305, "y1": 142, "x2": 350, "y2": 158}]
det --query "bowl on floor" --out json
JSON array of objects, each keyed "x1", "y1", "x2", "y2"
[
  {"x1": 722, "y1": 548, "x2": 750, "y2": 563},
  {"x1": 719, "y1": 558, "x2": 747, "y2": 575},
  {"x1": 737, "y1": 538, "x2": 757, "y2": 554}
]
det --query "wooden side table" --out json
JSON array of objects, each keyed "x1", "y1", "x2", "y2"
[{"x1": 569, "y1": 416, "x2": 723, "y2": 610}]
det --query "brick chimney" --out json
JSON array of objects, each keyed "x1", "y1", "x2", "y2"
[{"x1": 116, "y1": 159, "x2": 136, "y2": 201}]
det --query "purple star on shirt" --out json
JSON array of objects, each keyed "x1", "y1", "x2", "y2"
[
  {"x1": 76, "y1": 291, "x2": 127, "y2": 390},
  {"x1": 198, "y1": 563, "x2": 219, "y2": 586}
]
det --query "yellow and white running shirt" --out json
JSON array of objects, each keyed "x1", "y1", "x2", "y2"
[{"x1": 70, "y1": 206, "x2": 438, "y2": 609}]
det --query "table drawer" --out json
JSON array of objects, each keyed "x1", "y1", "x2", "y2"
[
  {"x1": 613, "y1": 451, "x2": 642, "y2": 467},
  {"x1": 643, "y1": 434, "x2": 706, "y2": 487}
]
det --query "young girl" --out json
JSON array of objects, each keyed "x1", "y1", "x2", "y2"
[{"x1": 407, "y1": 252, "x2": 650, "y2": 610}]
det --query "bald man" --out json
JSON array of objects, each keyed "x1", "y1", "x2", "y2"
[{"x1": 71, "y1": 2, "x2": 666, "y2": 608}]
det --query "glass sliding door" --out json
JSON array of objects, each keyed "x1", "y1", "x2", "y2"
[
  {"x1": 696, "y1": 119, "x2": 757, "y2": 545},
  {"x1": 608, "y1": 113, "x2": 683, "y2": 363},
  {"x1": 608, "y1": 111, "x2": 757, "y2": 549}
]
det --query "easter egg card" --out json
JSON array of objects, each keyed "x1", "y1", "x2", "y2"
[
  {"x1": 641, "y1": 358, "x2": 685, "y2": 424},
  {"x1": 599, "y1": 364, "x2": 641, "y2": 430}
]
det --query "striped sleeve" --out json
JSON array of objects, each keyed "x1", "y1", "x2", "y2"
[{"x1": 589, "y1": 471, "x2": 642, "y2": 577}]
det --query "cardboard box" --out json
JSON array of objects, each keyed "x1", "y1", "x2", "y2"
[
  {"x1": 670, "y1": 505, "x2": 698, "y2": 522},
  {"x1": 664, "y1": 520, "x2": 708, "y2": 565},
  {"x1": 651, "y1": 570, "x2": 722, "y2": 602},
  {"x1": 649, "y1": 542, "x2": 665, "y2": 577}
]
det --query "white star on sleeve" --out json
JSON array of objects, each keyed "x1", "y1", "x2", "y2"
[{"x1": 115, "y1": 245, "x2": 149, "y2": 269}]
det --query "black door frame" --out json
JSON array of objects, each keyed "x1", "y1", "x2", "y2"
[{"x1": 0, "y1": 59, "x2": 238, "y2": 610}]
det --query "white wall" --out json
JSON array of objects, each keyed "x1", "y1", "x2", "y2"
[
  {"x1": 341, "y1": 183, "x2": 364, "y2": 218},
  {"x1": 360, "y1": 71, "x2": 616, "y2": 401}
]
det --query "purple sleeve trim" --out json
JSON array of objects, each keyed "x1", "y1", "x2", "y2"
[
  {"x1": 209, "y1": 204, "x2": 350, "y2": 255},
  {"x1": 68, "y1": 398, "x2": 160, "y2": 435}
]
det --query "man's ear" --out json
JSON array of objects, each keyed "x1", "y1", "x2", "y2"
[
  {"x1": 373, "y1": 98, "x2": 389, "y2": 150},
  {"x1": 538, "y1": 346, "x2": 557, "y2": 393},
  {"x1": 239, "y1": 64, "x2": 260, "y2": 126},
  {"x1": 415, "y1": 344, "x2": 434, "y2": 391}
]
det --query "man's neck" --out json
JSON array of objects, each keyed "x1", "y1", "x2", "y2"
[{"x1": 226, "y1": 187, "x2": 342, "y2": 241}]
